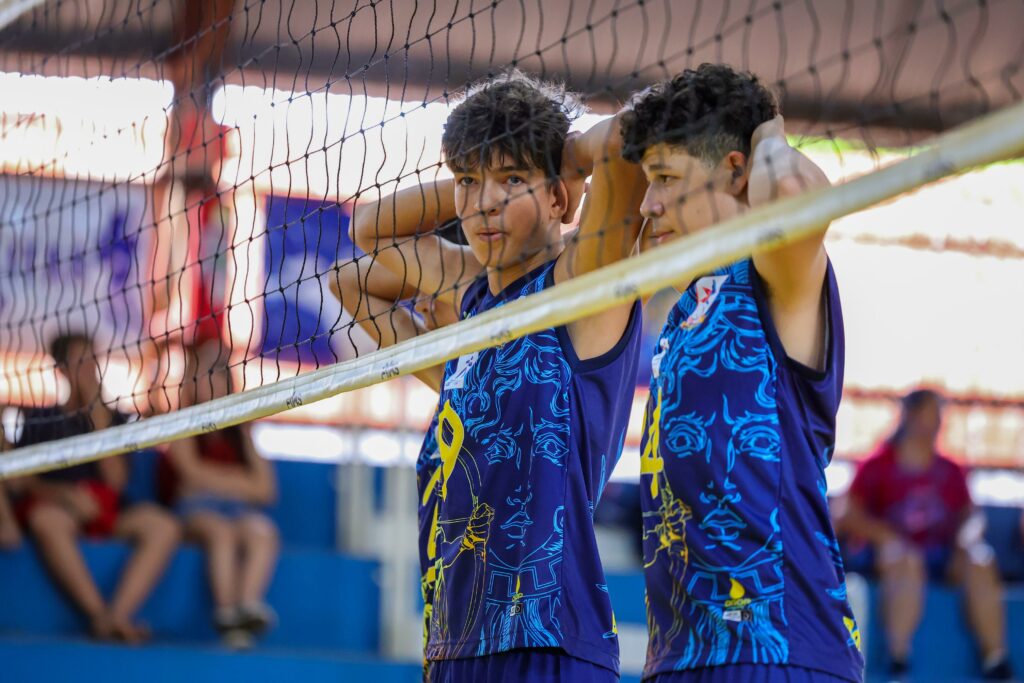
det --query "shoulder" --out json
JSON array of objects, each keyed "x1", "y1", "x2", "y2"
[
  {"x1": 936, "y1": 452, "x2": 967, "y2": 478},
  {"x1": 859, "y1": 445, "x2": 895, "y2": 474}
]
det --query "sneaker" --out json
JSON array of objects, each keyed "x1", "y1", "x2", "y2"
[
  {"x1": 213, "y1": 606, "x2": 244, "y2": 634},
  {"x1": 983, "y1": 658, "x2": 1014, "y2": 681},
  {"x1": 236, "y1": 601, "x2": 277, "y2": 637},
  {"x1": 887, "y1": 658, "x2": 909, "y2": 683},
  {"x1": 221, "y1": 627, "x2": 254, "y2": 651}
]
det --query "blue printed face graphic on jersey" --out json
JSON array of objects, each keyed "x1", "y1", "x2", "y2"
[{"x1": 639, "y1": 259, "x2": 863, "y2": 682}]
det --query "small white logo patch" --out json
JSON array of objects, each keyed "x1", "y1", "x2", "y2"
[
  {"x1": 651, "y1": 338, "x2": 670, "y2": 379},
  {"x1": 723, "y1": 609, "x2": 752, "y2": 623},
  {"x1": 444, "y1": 351, "x2": 480, "y2": 391},
  {"x1": 681, "y1": 275, "x2": 729, "y2": 330}
]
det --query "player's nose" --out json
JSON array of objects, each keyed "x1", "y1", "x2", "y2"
[{"x1": 640, "y1": 191, "x2": 664, "y2": 219}]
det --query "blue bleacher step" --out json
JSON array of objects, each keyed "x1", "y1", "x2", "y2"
[
  {"x1": 0, "y1": 633, "x2": 422, "y2": 683},
  {"x1": 0, "y1": 542, "x2": 380, "y2": 652}
]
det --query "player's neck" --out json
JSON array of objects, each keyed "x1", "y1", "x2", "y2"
[{"x1": 486, "y1": 236, "x2": 563, "y2": 295}]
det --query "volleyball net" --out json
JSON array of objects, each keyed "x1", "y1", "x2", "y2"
[{"x1": 1, "y1": 0, "x2": 1022, "y2": 477}]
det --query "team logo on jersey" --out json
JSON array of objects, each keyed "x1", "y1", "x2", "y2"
[
  {"x1": 680, "y1": 275, "x2": 729, "y2": 330},
  {"x1": 444, "y1": 351, "x2": 480, "y2": 390}
]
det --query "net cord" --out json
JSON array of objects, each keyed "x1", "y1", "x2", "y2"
[{"x1": 3, "y1": 97, "x2": 1024, "y2": 479}]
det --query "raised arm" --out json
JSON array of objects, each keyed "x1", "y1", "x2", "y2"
[
  {"x1": 330, "y1": 257, "x2": 447, "y2": 392},
  {"x1": 555, "y1": 113, "x2": 648, "y2": 360},
  {"x1": 350, "y1": 178, "x2": 483, "y2": 312},
  {"x1": 747, "y1": 116, "x2": 833, "y2": 369}
]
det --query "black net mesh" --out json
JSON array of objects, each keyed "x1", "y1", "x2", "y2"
[{"x1": 0, "y1": 0, "x2": 1022, "y2": 463}]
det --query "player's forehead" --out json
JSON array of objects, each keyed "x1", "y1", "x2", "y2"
[
  {"x1": 448, "y1": 152, "x2": 543, "y2": 178},
  {"x1": 640, "y1": 143, "x2": 705, "y2": 175}
]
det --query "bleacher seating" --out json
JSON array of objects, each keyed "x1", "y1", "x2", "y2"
[{"x1": 0, "y1": 461, "x2": 1020, "y2": 682}]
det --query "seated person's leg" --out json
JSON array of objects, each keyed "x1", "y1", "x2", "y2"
[
  {"x1": 947, "y1": 544, "x2": 1012, "y2": 679},
  {"x1": 876, "y1": 541, "x2": 925, "y2": 669},
  {"x1": 110, "y1": 502, "x2": 181, "y2": 642},
  {"x1": 24, "y1": 499, "x2": 109, "y2": 635},
  {"x1": 235, "y1": 511, "x2": 279, "y2": 633},
  {"x1": 183, "y1": 509, "x2": 240, "y2": 612}
]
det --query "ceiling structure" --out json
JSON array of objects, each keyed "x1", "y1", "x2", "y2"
[{"x1": 2, "y1": 0, "x2": 1022, "y2": 143}]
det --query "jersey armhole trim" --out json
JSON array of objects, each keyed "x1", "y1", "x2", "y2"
[
  {"x1": 749, "y1": 257, "x2": 838, "y2": 383},
  {"x1": 548, "y1": 266, "x2": 643, "y2": 374}
]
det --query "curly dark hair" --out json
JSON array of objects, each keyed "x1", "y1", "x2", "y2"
[
  {"x1": 49, "y1": 332, "x2": 93, "y2": 367},
  {"x1": 442, "y1": 69, "x2": 583, "y2": 179},
  {"x1": 620, "y1": 63, "x2": 778, "y2": 165}
]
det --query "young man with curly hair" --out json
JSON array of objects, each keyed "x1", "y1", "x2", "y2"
[
  {"x1": 345, "y1": 70, "x2": 648, "y2": 681},
  {"x1": 621, "y1": 63, "x2": 864, "y2": 683}
]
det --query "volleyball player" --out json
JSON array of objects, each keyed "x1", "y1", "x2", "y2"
[
  {"x1": 620, "y1": 63, "x2": 864, "y2": 683},
  {"x1": 346, "y1": 70, "x2": 647, "y2": 681}
]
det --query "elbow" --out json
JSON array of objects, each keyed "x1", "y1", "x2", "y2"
[{"x1": 350, "y1": 202, "x2": 379, "y2": 252}]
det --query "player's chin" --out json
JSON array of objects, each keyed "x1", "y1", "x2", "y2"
[{"x1": 468, "y1": 241, "x2": 509, "y2": 268}]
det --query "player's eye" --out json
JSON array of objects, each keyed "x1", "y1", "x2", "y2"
[
  {"x1": 457, "y1": 176, "x2": 476, "y2": 186},
  {"x1": 506, "y1": 175, "x2": 525, "y2": 186}
]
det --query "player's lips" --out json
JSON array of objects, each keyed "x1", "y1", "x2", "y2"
[
  {"x1": 647, "y1": 226, "x2": 676, "y2": 245},
  {"x1": 475, "y1": 229, "x2": 506, "y2": 242}
]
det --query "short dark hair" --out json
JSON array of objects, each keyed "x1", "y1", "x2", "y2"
[
  {"x1": 888, "y1": 388, "x2": 943, "y2": 444},
  {"x1": 442, "y1": 69, "x2": 582, "y2": 179},
  {"x1": 901, "y1": 388, "x2": 943, "y2": 415},
  {"x1": 49, "y1": 332, "x2": 94, "y2": 367},
  {"x1": 620, "y1": 63, "x2": 778, "y2": 165}
]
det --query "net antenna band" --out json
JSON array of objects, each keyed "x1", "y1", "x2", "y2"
[{"x1": 3, "y1": 97, "x2": 1024, "y2": 481}]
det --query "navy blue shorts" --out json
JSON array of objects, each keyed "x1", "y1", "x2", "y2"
[
  {"x1": 646, "y1": 664, "x2": 858, "y2": 683},
  {"x1": 425, "y1": 648, "x2": 617, "y2": 683},
  {"x1": 845, "y1": 543, "x2": 953, "y2": 582}
]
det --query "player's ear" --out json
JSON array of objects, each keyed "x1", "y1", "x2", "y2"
[
  {"x1": 549, "y1": 177, "x2": 570, "y2": 219},
  {"x1": 722, "y1": 151, "x2": 749, "y2": 196}
]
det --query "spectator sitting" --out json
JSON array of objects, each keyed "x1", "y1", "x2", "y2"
[
  {"x1": 158, "y1": 344, "x2": 279, "y2": 649},
  {"x1": 841, "y1": 388, "x2": 1012, "y2": 680},
  {"x1": 11, "y1": 332, "x2": 181, "y2": 643}
]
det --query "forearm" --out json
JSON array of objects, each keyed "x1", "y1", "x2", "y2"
[
  {"x1": 842, "y1": 505, "x2": 900, "y2": 545},
  {"x1": 333, "y1": 259, "x2": 427, "y2": 346},
  {"x1": 564, "y1": 116, "x2": 619, "y2": 179},
  {"x1": 181, "y1": 463, "x2": 268, "y2": 503},
  {"x1": 238, "y1": 429, "x2": 277, "y2": 505},
  {"x1": 19, "y1": 476, "x2": 72, "y2": 501},
  {"x1": 0, "y1": 484, "x2": 17, "y2": 525},
  {"x1": 97, "y1": 455, "x2": 127, "y2": 493},
  {"x1": 562, "y1": 113, "x2": 646, "y2": 274},
  {"x1": 351, "y1": 178, "x2": 458, "y2": 251}
]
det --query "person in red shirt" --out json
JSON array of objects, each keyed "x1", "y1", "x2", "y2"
[{"x1": 843, "y1": 389, "x2": 1011, "y2": 680}]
